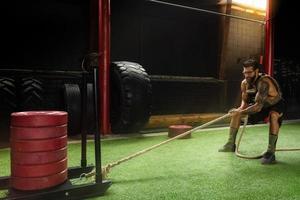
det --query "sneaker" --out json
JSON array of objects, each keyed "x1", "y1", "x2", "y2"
[
  {"x1": 218, "y1": 142, "x2": 236, "y2": 152},
  {"x1": 261, "y1": 151, "x2": 276, "y2": 164}
]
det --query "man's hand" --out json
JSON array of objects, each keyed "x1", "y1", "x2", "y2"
[{"x1": 228, "y1": 108, "x2": 242, "y2": 116}]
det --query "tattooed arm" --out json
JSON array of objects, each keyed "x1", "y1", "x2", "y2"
[
  {"x1": 240, "y1": 80, "x2": 269, "y2": 115},
  {"x1": 238, "y1": 80, "x2": 248, "y2": 110}
]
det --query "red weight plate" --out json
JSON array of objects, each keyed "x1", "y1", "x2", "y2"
[
  {"x1": 11, "y1": 135, "x2": 67, "y2": 152},
  {"x1": 12, "y1": 158, "x2": 67, "y2": 177},
  {"x1": 11, "y1": 111, "x2": 68, "y2": 127},
  {"x1": 168, "y1": 125, "x2": 192, "y2": 139},
  {"x1": 11, "y1": 147, "x2": 67, "y2": 165},
  {"x1": 11, "y1": 169, "x2": 68, "y2": 191},
  {"x1": 10, "y1": 124, "x2": 67, "y2": 140}
]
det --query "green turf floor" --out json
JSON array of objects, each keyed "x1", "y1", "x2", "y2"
[{"x1": 1, "y1": 122, "x2": 300, "y2": 200}]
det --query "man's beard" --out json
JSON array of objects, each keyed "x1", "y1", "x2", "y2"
[{"x1": 246, "y1": 76, "x2": 256, "y2": 84}]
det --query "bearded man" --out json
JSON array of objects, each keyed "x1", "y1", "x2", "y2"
[{"x1": 219, "y1": 58, "x2": 285, "y2": 164}]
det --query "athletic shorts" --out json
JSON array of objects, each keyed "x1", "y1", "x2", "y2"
[{"x1": 248, "y1": 99, "x2": 285, "y2": 126}]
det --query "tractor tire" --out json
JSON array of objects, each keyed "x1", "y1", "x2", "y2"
[
  {"x1": 110, "y1": 61, "x2": 152, "y2": 134},
  {"x1": 0, "y1": 77, "x2": 17, "y2": 112},
  {"x1": 19, "y1": 77, "x2": 44, "y2": 111},
  {"x1": 63, "y1": 84, "x2": 81, "y2": 135}
]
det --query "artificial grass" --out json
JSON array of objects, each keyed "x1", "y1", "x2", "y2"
[{"x1": 1, "y1": 122, "x2": 300, "y2": 199}]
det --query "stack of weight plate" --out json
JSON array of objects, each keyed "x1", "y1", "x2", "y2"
[{"x1": 10, "y1": 111, "x2": 68, "y2": 191}]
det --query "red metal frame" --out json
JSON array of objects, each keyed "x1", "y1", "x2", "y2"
[
  {"x1": 97, "y1": 0, "x2": 274, "y2": 135},
  {"x1": 98, "y1": 0, "x2": 111, "y2": 135},
  {"x1": 264, "y1": 0, "x2": 273, "y2": 75}
]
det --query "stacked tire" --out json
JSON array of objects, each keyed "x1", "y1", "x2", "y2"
[
  {"x1": 0, "y1": 77, "x2": 16, "y2": 112},
  {"x1": 10, "y1": 111, "x2": 68, "y2": 191},
  {"x1": 19, "y1": 77, "x2": 44, "y2": 111},
  {"x1": 0, "y1": 77, "x2": 16, "y2": 140}
]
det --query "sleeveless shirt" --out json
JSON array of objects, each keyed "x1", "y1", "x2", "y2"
[{"x1": 245, "y1": 73, "x2": 282, "y2": 105}]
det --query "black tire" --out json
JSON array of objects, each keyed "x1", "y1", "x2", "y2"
[
  {"x1": 110, "y1": 61, "x2": 152, "y2": 133},
  {"x1": 0, "y1": 77, "x2": 17, "y2": 112},
  {"x1": 0, "y1": 77, "x2": 16, "y2": 140},
  {"x1": 19, "y1": 77, "x2": 44, "y2": 111},
  {"x1": 63, "y1": 84, "x2": 81, "y2": 135}
]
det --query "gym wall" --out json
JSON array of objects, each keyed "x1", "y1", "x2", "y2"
[
  {"x1": 218, "y1": 5, "x2": 265, "y2": 108},
  {"x1": 111, "y1": 0, "x2": 222, "y2": 77}
]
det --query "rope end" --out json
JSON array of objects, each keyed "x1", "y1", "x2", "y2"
[{"x1": 102, "y1": 164, "x2": 112, "y2": 179}]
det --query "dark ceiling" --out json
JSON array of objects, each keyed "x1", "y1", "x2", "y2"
[{"x1": 274, "y1": 0, "x2": 299, "y2": 61}]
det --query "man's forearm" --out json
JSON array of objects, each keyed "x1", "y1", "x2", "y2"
[
  {"x1": 237, "y1": 101, "x2": 248, "y2": 110},
  {"x1": 240, "y1": 103, "x2": 263, "y2": 115},
  {"x1": 238, "y1": 105, "x2": 247, "y2": 110}
]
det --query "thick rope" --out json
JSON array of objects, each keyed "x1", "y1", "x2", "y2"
[
  {"x1": 82, "y1": 113, "x2": 300, "y2": 180},
  {"x1": 235, "y1": 116, "x2": 300, "y2": 159},
  {"x1": 235, "y1": 116, "x2": 263, "y2": 159},
  {"x1": 80, "y1": 114, "x2": 300, "y2": 179},
  {"x1": 83, "y1": 113, "x2": 231, "y2": 179}
]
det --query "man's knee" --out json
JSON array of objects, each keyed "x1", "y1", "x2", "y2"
[
  {"x1": 269, "y1": 111, "x2": 281, "y2": 124},
  {"x1": 230, "y1": 113, "x2": 242, "y2": 126},
  {"x1": 231, "y1": 111, "x2": 242, "y2": 118}
]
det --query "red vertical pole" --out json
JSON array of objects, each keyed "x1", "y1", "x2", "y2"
[
  {"x1": 264, "y1": 0, "x2": 273, "y2": 75},
  {"x1": 98, "y1": 0, "x2": 111, "y2": 135}
]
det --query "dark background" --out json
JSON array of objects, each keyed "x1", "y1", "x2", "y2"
[
  {"x1": 273, "y1": 0, "x2": 300, "y2": 119},
  {"x1": 0, "y1": 0, "x2": 299, "y2": 120},
  {"x1": 274, "y1": 0, "x2": 299, "y2": 61},
  {"x1": 1, "y1": 0, "x2": 298, "y2": 73},
  {"x1": 0, "y1": 0, "x2": 299, "y2": 143}
]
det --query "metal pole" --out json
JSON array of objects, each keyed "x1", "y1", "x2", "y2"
[
  {"x1": 80, "y1": 71, "x2": 88, "y2": 168},
  {"x1": 98, "y1": 0, "x2": 111, "y2": 135},
  {"x1": 93, "y1": 68, "x2": 102, "y2": 183},
  {"x1": 148, "y1": 0, "x2": 265, "y2": 24},
  {"x1": 264, "y1": 0, "x2": 273, "y2": 75}
]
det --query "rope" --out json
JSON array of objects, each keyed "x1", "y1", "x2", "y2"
[
  {"x1": 81, "y1": 113, "x2": 300, "y2": 180},
  {"x1": 148, "y1": 0, "x2": 265, "y2": 24},
  {"x1": 235, "y1": 116, "x2": 300, "y2": 159},
  {"x1": 235, "y1": 116, "x2": 263, "y2": 159},
  {"x1": 82, "y1": 113, "x2": 231, "y2": 179}
]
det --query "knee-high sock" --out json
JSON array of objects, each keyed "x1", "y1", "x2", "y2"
[
  {"x1": 227, "y1": 127, "x2": 238, "y2": 144},
  {"x1": 267, "y1": 134, "x2": 278, "y2": 153}
]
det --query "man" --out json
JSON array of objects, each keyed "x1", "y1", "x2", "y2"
[{"x1": 219, "y1": 58, "x2": 285, "y2": 164}]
